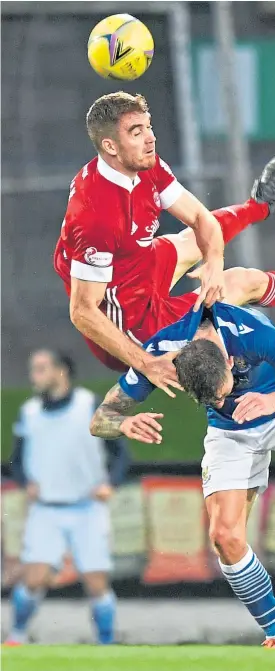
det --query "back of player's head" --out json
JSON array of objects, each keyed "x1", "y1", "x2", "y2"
[
  {"x1": 174, "y1": 340, "x2": 228, "y2": 406},
  {"x1": 86, "y1": 91, "x2": 149, "y2": 151}
]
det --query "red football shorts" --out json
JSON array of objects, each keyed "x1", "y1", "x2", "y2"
[{"x1": 66, "y1": 237, "x2": 197, "y2": 372}]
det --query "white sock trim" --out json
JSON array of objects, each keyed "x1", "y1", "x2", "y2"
[{"x1": 219, "y1": 545, "x2": 254, "y2": 574}]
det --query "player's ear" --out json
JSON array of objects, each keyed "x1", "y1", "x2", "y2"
[
  {"x1": 101, "y1": 138, "x2": 117, "y2": 156},
  {"x1": 227, "y1": 356, "x2": 234, "y2": 370}
]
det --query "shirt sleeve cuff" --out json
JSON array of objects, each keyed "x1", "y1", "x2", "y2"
[
  {"x1": 70, "y1": 259, "x2": 113, "y2": 282},
  {"x1": 160, "y1": 180, "x2": 185, "y2": 209}
]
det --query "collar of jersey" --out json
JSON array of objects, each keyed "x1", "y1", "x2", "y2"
[
  {"x1": 185, "y1": 303, "x2": 229, "y2": 357},
  {"x1": 97, "y1": 154, "x2": 141, "y2": 193}
]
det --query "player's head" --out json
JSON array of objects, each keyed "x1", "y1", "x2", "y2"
[
  {"x1": 86, "y1": 91, "x2": 156, "y2": 173},
  {"x1": 174, "y1": 340, "x2": 234, "y2": 408},
  {"x1": 29, "y1": 349, "x2": 75, "y2": 395}
]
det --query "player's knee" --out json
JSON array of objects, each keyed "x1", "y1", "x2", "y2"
[
  {"x1": 209, "y1": 523, "x2": 245, "y2": 558},
  {"x1": 24, "y1": 564, "x2": 50, "y2": 591}
]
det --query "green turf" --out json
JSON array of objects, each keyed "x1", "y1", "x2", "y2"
[
  {"x1": 1, "y1": 384, "x2": 207, "y2": 463},
  {"x1": 2, "y1": 645, "x2": 274, "y2": 671}
]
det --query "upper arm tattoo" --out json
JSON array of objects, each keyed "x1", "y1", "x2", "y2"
[{"x1": 90, "y1": 384, "x2": 138, "y2": 439}]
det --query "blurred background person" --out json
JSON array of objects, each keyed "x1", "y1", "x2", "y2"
[{"x1": 5, "y1": 349, "x2": 130, "y2": 645}]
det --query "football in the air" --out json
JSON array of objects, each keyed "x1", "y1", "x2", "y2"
[{"x1": 87, "y1": 14, "x2": 154, "y2": 80}]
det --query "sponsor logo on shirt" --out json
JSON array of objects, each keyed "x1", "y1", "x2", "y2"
[
  {"x1": 84, "y1": 247, "x2": 113, "y2": 267},
  {"x1": 238, "y1": 323, "x2": 254, "y2": 335},
  {"x1": 136, "y1": 219, "x2": 160, "y2": 247},
  {"x1": 217, "y1": 317, "x2": 254, "y2": 337},
  {"x1": 131, "y1": 221, "x2": 138, "y2": 235}
]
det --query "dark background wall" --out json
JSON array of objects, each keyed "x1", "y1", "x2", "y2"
[{"x1": 2, "y1": 2, "x2": 275, "y2": 386}]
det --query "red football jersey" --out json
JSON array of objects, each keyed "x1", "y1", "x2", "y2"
[{"x1": 54, "y1": 154, "x2": 184, "y2": 332}]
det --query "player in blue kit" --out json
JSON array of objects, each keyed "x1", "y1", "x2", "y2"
[{"x1": 91, "y1": 266, "x2": 275, "y2": 647}]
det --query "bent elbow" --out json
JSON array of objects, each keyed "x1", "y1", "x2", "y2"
[{"x1": 70, "y1": 301, "x2": 97, "y2": 331}]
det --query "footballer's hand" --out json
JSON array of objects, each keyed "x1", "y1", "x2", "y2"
[
  {"x1": 251, "y1": 157, "x2": 275, "y2": 214},
  {"x1": 26, "y1": 482, "x2": 40, "y2": 501},
  {"x1": 233, "y1": 391, "x2": 275, "y2": 424},
  {"x1": 93, "y1": 484, "x2": 114, "y2": 501},
  {"x1": 120, "y1": 413, "x2": 164, "y2": 444},
  {"x1": 143, "y1": 351, "x2": 183, "y2": 398},
  {"x1": 188, "y1": 258, "x2": 225, "y2": 311}
]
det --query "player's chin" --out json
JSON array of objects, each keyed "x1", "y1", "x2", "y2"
[{"x1": 139, "y1": 154, "x2": 156, "y2": 170}]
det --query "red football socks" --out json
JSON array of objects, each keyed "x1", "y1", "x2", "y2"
[{"x1": 213, "y1": 199, "x2": 269, "y2": 245}]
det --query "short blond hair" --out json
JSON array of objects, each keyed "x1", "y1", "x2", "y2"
[{"x1": 86, "y1": 91, "x2": 149, "y2": 151}]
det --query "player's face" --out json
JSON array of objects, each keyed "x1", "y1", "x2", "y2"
[
  {"x1": 115, "y1": 111, "x2": 156, "y2": 172},
  {"x1": 29, "y1": 352, "x2": 61, "y2": 394}
]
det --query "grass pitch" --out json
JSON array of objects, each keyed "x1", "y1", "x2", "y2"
[{"x1": 2, "y1": 645, "x2": 274, "y2": 671}]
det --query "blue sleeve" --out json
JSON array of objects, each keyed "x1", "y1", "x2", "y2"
[
  {"x1": 119, "y1": 366, "x2": 156, "y2": 402},
  {"x1": 118, "y1": 318, "x2": 187, "y2": 401},
  {"x1": 246, "y1": 315, "x2": 275, "y2": 367}
]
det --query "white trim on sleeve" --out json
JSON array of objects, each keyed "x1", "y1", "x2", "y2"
[
  {"x1": 70, "y1": 259, "x2": 113, "y2": 282},
  {"x1": 160, "y1": 180, "x2": 185, "y2": 209}
]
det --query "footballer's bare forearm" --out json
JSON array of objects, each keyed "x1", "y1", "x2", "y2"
[
  {"x1": 90, "y1": 384, "x2": 138, "y2": 438},
  {"x1": 193, "y1": 208, "x2": 225, "y2": 263},
  {"x1": 71, "y1": 303, "x2": 152, "y2": 372},
  {"x1": 168, "y1": 191, "x2": 224, "y2": 262}
]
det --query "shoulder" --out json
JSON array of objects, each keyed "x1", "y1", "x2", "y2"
[
  {"x1": 65, "y1": 158, "x2": 101, "y2": 222},
  {"x1": 219, "y1": 303, "x2": 274, "y2": 330},
  {"x1": 143, "y1": 316, "x2": 188, "y2": 354},
  {"x1": 144, "y1": 154, "x2": 173, "y2": 183},
  {"x1": 20, "y1": 397, "x2": 42, "y2": 418},
  {"x1": 73, "y1": 387, "x2": 97, "y2": 406}
]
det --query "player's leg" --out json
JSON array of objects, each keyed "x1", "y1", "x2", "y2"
[
  {"x1": 162, "y1": 198, "x2": 269, "y2": 290},
  {"x1": 209, "y1": 267, "x2": 272, "y2": 307},
  {"x1": 161, "y1": 157, "x2": 275, "y2": 289},
  {"x1": 70, "y1": 501, "x2": 116, "y2": 644},
  {"x1": 5, "y1": 504, "x2": 65, "y2": 645},
  {"x1": 202, "y1": 423, "x2": 275, "y2": 642}
]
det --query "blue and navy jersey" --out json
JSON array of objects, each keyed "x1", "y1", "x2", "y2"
[{"x1": 119, "y1": 303, "x2": 275, "y2": 431}]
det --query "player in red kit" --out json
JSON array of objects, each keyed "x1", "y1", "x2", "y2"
[{"x1": 54, "y1": 92, "x2": 275, "y2": 395}]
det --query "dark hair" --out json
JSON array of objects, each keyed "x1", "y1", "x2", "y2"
[
  {"x1": 86, "y1": 91, "x2": 149, "y2": 151},
  {"x1": 53, "y1": 351, "x2": 76, "y2": 380},
  {"x1": 31, "y1": 349, "x2": 76, "y2": 380},
  {"x1": 174, "y1": 339, "x2": 228, "y2": 405}
]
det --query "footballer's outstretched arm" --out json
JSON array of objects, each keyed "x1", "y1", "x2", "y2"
[
  {"x1": 70, "y1": 277, "x2": 182, "y2": 398},
  {"x1": 90, "y1": 383, "x2": 163, "y2": 444},
  {"x1": 167, "y1": 189, "x2": 225, "y2": 310}
]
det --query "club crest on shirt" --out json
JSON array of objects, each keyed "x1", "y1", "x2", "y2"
[
  {"x1": 232, "y1": 356, "x2": 252, "y2": 388},
  {"x1": 153, "y1": 189, "x2": 161, "y2": 208}
]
